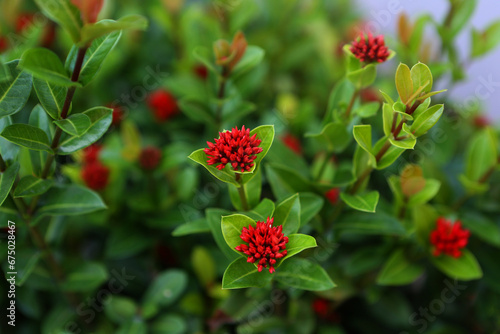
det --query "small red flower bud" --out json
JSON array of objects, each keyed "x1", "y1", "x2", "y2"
[
  {"x1": 147, "y1": 89, "x2": 178, "y2": 122},
  {"x1": 473, "y1": 115, "x2": 490, "y2": 128},
  {"x1": 430, "y1": 217, "x2": 470, "y2": 258},
  {"x1": 0, "y1": 36, "x2": 9, "y2": 53},
  {"x1": 281, "y1": 133, "x2": 302, "y2": 155},
  {"x1": 235, "y1": 217, "x2": 289, "y2": 274},
  {"x1": 360, "y1": 88, "x2": 382, "y2": 103},
  {"x1": 325, "y1": 188, "x2": 340, "y2": 205},
  {"x1": 110, "y1": 105, "x2": 124, "y2": 126},
  {"x1": 81, "y1": 162, "x2": 110, "y2": 190},
  {"x1": 16, "y1": 13, "x2": 35, "y2": 33},
  {"x1": 139, "y1": 146, "x2": 162, "y2": 170},
  {"x1": 71, "y1": 0, "x2": 104, "y2": 24},
  {"x1": 350, "y1": 33, "x2": 390, "y2": 63},
  {"x1": 204, "y1": 126, "x2": 263, "y2": 173},
  {"x1": 193, "y1": 64, "x2": 208, "y2": 80},
  {"x1": 312, "y1": 298, "x2": 330, "y2": 318},
  {"x1": 82, "y1": 144, "x2": 103, "y2": 164}
]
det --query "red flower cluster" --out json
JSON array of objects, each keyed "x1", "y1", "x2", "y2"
[
  {"x1": 235, "y1": 217, "x2": 289, "y2": 273},
  {"x1": 350, "y1": 33, "x2": 390, "y2": 63},
  {"x1": 194, "y1": 64, "x2": 208, "y2": 80},
  {"x1": 148, "y1": 89, "x2": 178, "y2": 122},
  {"x1": 281, "y1": 133, "x2": 302, "y2": 154},
  {"x1": 110, "y1": 105, "x2": 124, "y2": 126},
  {"x1": 325, "y1": 188, "x2": 340, "y2": 205},
  {"x1": 204, "y1": 126, "x2": 263, "y2": 173},
  {"x1": 139, "y1": 146, "x2": 162, "y2": 170},
  {"x1": 430, "y1": 217, "x2": 470, "y2": 258},
  {"x1": 81, "y1": 144, "x2": 109, "y2": 191}
]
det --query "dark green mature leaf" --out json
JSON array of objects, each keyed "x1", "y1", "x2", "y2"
[
  {"x1": 299, "y1": 192, "x2": 324, "y2": 227},
  {"x1": 28, "y1": 105, "x2": 54, "y2": 176},
  {"x1": 33, "y1": 78, "x2": 67, "y2": 120},
  {"x1": 37, "y1": 184, "x2": 106, "y2": 216},
  {"x1": 206, "y1": 208, "x2": 238, "y2": 260},
  {"x1": 54, "y1": 113, "x2": 92, "y2": 137},
  {"x1": 276, "y1": 234, "x2": 317, "y2": 266},
  {"x1": 335, "y1": 212, "x2": 406, "y2": 236},
  {"x1": 80, "y1": 16, "x2": 148, "y2": 45},
  {"x1": 0, "y1": 60, "x2": 33, "y2": 119},
  {"x1": 179, "y1": 98, "x2": 215, "y2": 125},
  {"x1": 306, "y1": 122, "x2": 351, "y2": 153},
  {"x1": 0, "y1": 124, "x2": 52, "y2": 152},
  {"x1": 172, "y1": 218, "x2": 210, "y2": 236},
  {"x1": 142, "y1": 270, "x2": 188, "y2": 317},
  {"x1": 247, "y1": 198, "x2": 275, "y2": 221},
  {"x1": 430, "y1": 250, "x2": 482, "y2": 280},
  {"x1": 13, "y1": 175, "x2": 53, "y2": 198},
  {"x1": 274, "y1": 193, "x2": 300, "y2": 235},
  {"x1": 7, "y1": 249, "x2": 41, "y2": 287},
  {"x1": 0, "y1": 60, "x2": 10, "y2": 82},
  {"x1": 221, "y1": 214, "x2": 255, "y2": 252},
  {"x1": 0, "y1": 117, "x2": 19, "y2": 162},
  {"x1": 19, "y1": 48, "x2": 79, "y2": 87},
  {"x1": 265, "y1": 163, "x2": 312, "y2": 201},
  {"x1": 34, "y1": 0, "x2": 82, "y2": 43},
  {"x1": 66, "y1": 31, "x2": 122, "y2": 86},
  {"x1": 275, "y1": 258, "x2": 335, "y2": 291},
  {"x1": 376, "y1": 249, "x2": 424, "y2": 286},
  {"x1": 151, "y1": 314, "x2": 187, "y2": 334},
  {"x1": 63, "y1": 262, "x2": 108, "y2": 292},
  {"x1": 105, "y1": 230, "x2": 150, "y2": 259},
  {"x1": 340, "y1": 191, "x2": 379, "y2": 213},
  {"x1": 58, "y1": 106, "x2": 113, "y2": 154},
  {"x1": 461, "y1": 213, "x2": 500, "y2": 247},
  {"x1": 117, "y1": 318, "x2": 147, "y2": 334},
  {"x1": 222, "y1": 257, "x2": 272, "y2": 289},
  {"x1": 0, "y1": 162, "x2": 20, "y2": 206}
]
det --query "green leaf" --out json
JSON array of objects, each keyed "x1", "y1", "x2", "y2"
[
  {"x1": 142, "y1": 270, "x2": 188, "y2": 318},
  {"x1": 347, "y1": 64, "x2": 377, "y2": 89},
  {"x1": 353, "y1": 125, "x2": 375, "y2": 166},
  {"x1": 407, "y1": 179, "x2": 441, "y2": 206},
  {"x1": 446, "y1": 0, "x2": 477, "y2": 41},
  {"x1": 222, "y1": 257, "x2": 273, "y2": 289},
  {"x1": 306, "y1": 122, "x2": 351, "y2": 153},
  {"x1": 461, "y1": 212, "x2": 500, "y2": 247},
  {"x1": 334, "y1": 212, "x2": 406, "y2": 236},
  {"x1": 430, "y1": 249, "x2": 482, "y2": 280},
  {"x1": 275, "y1": 258, "x2": 335, "y2": 291},
  {"x1": 395, "y1": 63, "x2": 413, "y2": 104},
  {"x1": 7, "y1": 249, "x2": 41, "y2": 286},
  {"x1": 188, "y1": 148, "x2": 239, "y2": 186},
  {"x1": 248, "y1": 198, "x2": 275, "y2": 221},
  {"x1": 58, "y1": 106, "x2": 113, "y2": 154},
  {"x1": 277, "y1": 234, "x2": 317, "y2": 267},
  {"x1": 34, "y1": 0, "x2": 82, "y2": 43},
  {"x1": 382, "y1": 103, "x2": 394, "y2": 137},
  {"x1": 0, "y1": 162, "x2": 20, "y2": 206},
  {"x1": 228, "y1": 167, "x2": 262, "y2": 210},
  {"x1": 105, "y1": 296, "x2": 138, "y2": 325},
  {"x1": 0, "y1": 60, "x2": 10, "y2": 83},
  {"x1": 374, "y1": 137, "x2": 405, "y2": 170},
  {"x1": 13, "y1": 175, "x2": 53, "y2": 198},
  {"x1": 33, "y1": 78, "x2": 67, "y2": 120},
  {"x1": 54, "y1": 113, "x2": 92, "y2": 137},
  {"x1": 192, "y1": 46, "x2": 217, "y2": 74},
  {"x1": 206, "y1": 208, "x2": 237, "y2": 260},
  {"x1": 221, "y1": 214, "x2": 255, "y2": 252},
  {"x1": 63, "y1": 262, "x2": 108, "y2": 292},
  {"x1": 340, "y1": 191, "x2": 379, "y2": 213},
  {"x1": 105, "y1": 230, "x2": 150, "y2": 259},
  {"x1": 410, "y1": 104, "x2": 444, "y2": 137},
  {"x1": 379, "y1": 90, "x2": 394, "y2": 105},
  {"x1": 471, "y1": 21, "x2": 500, "y2": 58},
  {"x1": 192, "y1": 246, "x2": 216, "y2": 288},
  {"x1": 36, "y1": 184, "x2": 106, "y2": 217},
  {"x1": 246, "y1": 125, "x2": 274, "y2": 174},
  {"x1": 19, "y1": 48, "x2": 79, "y2": 87},
  {"x1": 151, "y1": 314, "x2": 187, "y2": 334},
  {"x1": 410, "y1": 62, "x2": 433, "y2": 93},
  {"x1": 389, "y1": 136, "x2": 416, "y2": 149},
  {"x1": 355, "y1": 101, "x2": 380, "y2": 118},
  {"x1": 80, "y1": 16, "x2": 148, "y2": 45},
  {"x1": 67, "y1": 31, "x2": 122, "y2": 86},
  {"x1": 376, "y1": 249, "x2": 424, "y2": 286},
  {"x1": 172, "y1": 218, "x2": 210, "y2": 237},
  {"x1": 265, "y1": 163, "x2": 312, "y2": 201},
  {"x1": 0, "y1": 124, "x2": 52, "y2": 152},
  {"x1": 28, "y1": 105, "x2": 53, "y2": 176},
  {"x1": 231, "y1": 46, "x2": 265, "y2": 79},
  {"x1": 299, "y1": 192, "x2": 324, "y2": 227},
  {"x1": 117, "y1": 319, "x2": 147, "y2": 334},
  {"x1": 0, "y1": 60, "x2": 33, "y2": 119},
  {"x1": 464, "y1": 128, "x2": 498, "y2": 182},
  {"x1": 274, "y1": 193, "x2": 300, "y2": 235},
  {"x1": 178, "y1": 98, "x2": 215, "y2": 126}
]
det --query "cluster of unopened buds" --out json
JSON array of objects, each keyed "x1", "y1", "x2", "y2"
[{"x1": 81, "y1": 144, "x2": 110, "y2": 191}]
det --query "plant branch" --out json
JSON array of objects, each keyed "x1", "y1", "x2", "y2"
[
  {"x1": 235, "y1": 173, "x2": 249, "y2": 211},
  {"x1": 344, "y1": 89, "x2": 359, "y2": 119}
]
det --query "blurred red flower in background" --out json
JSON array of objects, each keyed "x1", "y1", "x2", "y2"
[
  {"x1": 81, "y1": 162, "x2": 110, "y2": 190},
  {"x1": 430, "y1": 217, "x2": 470, "y2": 258},
  {"x1": 139, "y1": 146, "x2": 162, "y2": 170},
  {"x1": 148, "y1": 89, "x2": 178, "y2": 122}
]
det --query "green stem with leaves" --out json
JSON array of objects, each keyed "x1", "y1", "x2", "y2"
[{"x1": 235, "y1": 173, "x2": 249, "y2": 211}]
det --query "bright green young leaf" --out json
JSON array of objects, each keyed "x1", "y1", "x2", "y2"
[
  {"x1": 410, "y1": 62, "x2": 433, "y2": 93},
  {"x1": 430, "y1": 250, "x2": 482, "y2": 281},
  {"x1": 458, "y1": 174, "x2": 489, "y2": 195},
  {"x1": 222, "y1": 257, "x2": 272, "y2": 289},
  {"x1": 340, "y1": 191, "x2": 379, "y2": 213},
  {"x1": 67, "y1": 31, "x2": 122, "y2": 86},
  {"x1": 246, "y1": 125, "x2": 274, "y2": 174},
  {"x1": 410, "y1": 104, "x2": 444, "y2": 137},
  {"x1": 104, "y1": 296, "x2": 138, "y2": 325},
  {"x1": 63, "y1": 262, "x2": 108, "y2": 292},
  {"x1": 33, "y1": 78, "x2": 67, "y2": 119},
  {"x1": 395, "y1": 63, "x2": 413, "y2": 104},
  {"x1": 13, "y1": 175, "x2": 53, "y2": 198},
  {"x1": 19, "y1": 48, "x2": 79, "y2": 87},
  {"x1": 188, "y1": 148, "x2": 239, "y2": 186},
  {"x1": 416, "y1": 89, "x2": 447, "y2": 101},
  {"x1": 464, "y1": 128, "x2": 498, "y2": 182},
  {"x1": 54, "y1": 113, "x2": 92, "y2": 137},
  {"x1": 274, "y1": 193, "x2": 300, "y2": 235},
  {"x1": 306, "y1": 122, "x2": 351, "y2": 153},
  {"x1": 407, "y1": 179, "x2": 441, "y2": 206},
  {"x1": 276, "y1": 234, "x2": 317, "y2": 267},
  {"x1": 0, "y1": 124, "x2": 52, "y2": 153},
  {"x1": 379, "y1": 90, "x2": 394, "y2": 105},
  {"x1": 353, "y1": 125, "x2": 373, "y2": 158},
  {"x1": 275, "y1": 258, "x2": 335, "y2": 291},
  {"x1": 36, "y1": 184, "x2": 106, "y2": 217},
  {"x1": 0, "y1": 60, "x2": 33, "y2": 119},
  {"x1": 374, "y1": 137, "x2": 405, "y2": 170},
  {"x1": 412, "y1": 97, "x2": 431, "y2": 118},
  {"x1": 326, "y1": 79, "x2": 356, "y2": 119},
  {"x1": 376, "y1": 249, "x2": 424, "y2": 286},
  {"x1": 34, "y1": 0, "x2": 82, "y2": 43},
  {"x1": 231, "y1": 46, "x2": 265, "y2": 79},
  {"x1": 347, "y1": 63, "x2": 377, "y2": 89},
  {"x1": 172, "y1": 218, "x2": 210, "y2": 237},
  {"x1": 80, "y1": 15, "x2": 148, "y2": 46},
  {"x1": 0, "y1": 162, "x2": 20, "y2": 206},
  {"x1": 58, "y1": 106, "x2": 113, "y2": 154},
  {"x1": 389, "y1": 135, "x2": 416, "y2": 149},
  {"x1": 221, "y1": 214, "x2": 256, "y2": 252},
  {"x1": 334, "y1": 212, "x2": 406, "y2": 236}
]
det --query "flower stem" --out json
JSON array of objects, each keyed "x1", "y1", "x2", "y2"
[
  {"x1": 215, "y1": 69, "x2": 228, "y2": 129},
  {"x1": 235, "y1": 173, "x2": 249, "y2": 211},
  {"x1": 344, "y1": 89, "x2": 359, "y2": 119}
]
